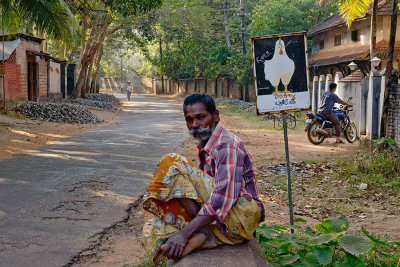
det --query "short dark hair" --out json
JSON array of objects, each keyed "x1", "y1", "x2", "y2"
[
  {"x1": 183, "y1": 93, "x2": 216, "y2": 114},
  {"x1": 329, "y1": 82, "x2": 337, "y2": 90}
]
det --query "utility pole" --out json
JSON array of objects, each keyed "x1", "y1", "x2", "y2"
[
  {"x1": 2, "y1": 7, "x2": 5, "y2": 109},
  {"x1": 239, "y1": 0, "x2": 249, "y2": 102},
  {"x1": 239, "y1": 0, "x2": 246, "y2": 55},
  {"x1": 159, "y1": 38, "x2": 164, "y2": 94}
]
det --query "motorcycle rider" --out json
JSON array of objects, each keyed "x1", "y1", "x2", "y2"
[{"x1": 318, "y1": 82, "x2": 352, "y2": 144}]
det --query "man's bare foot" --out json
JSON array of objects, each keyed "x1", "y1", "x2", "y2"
[
  {"x1": 198, "y1": 231, "x2": 218, "y2": 250},
  {"x1": 182, "y1": 232, "x2": 207, "y2": 257}
]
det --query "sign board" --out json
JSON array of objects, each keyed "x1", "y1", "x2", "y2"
[{"x1": 251, "y1": 32, "x2": 310, "y2": 114}]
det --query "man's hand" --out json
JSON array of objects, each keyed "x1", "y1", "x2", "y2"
[{"x1": 162, "y1": 231, "x2": 189, "y2": 260}]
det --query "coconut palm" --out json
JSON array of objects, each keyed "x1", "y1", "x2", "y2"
[{"x1": 0, "y1": 0, "x2": 77, "y2": 42}]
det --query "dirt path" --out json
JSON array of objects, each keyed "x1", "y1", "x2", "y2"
[{"x1": 0, "y1": 109, "x2": 121, "y2": 162}]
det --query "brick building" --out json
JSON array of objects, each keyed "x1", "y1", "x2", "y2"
[{"x1": 0, "y1": 33, "x2": 62, "y2": 101}]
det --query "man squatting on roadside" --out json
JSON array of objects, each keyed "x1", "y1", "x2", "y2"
[{"x1": 142, "y1": 93, "x2": 265, "y2": 265}]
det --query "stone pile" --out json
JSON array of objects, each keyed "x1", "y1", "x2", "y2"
[
  {"x1": 72, "y1": 99, "x2": 118, "y2": 111},
  {"x1": 215, "y1": 98, "x2": 256, "y2": 112},
  {"x1": 15, "y1": 102, "x2": 103, "y2": 124},
  {"x1": 265, "y1": 161, "x2": 334, "y2": 177},
  {"x1": 84, "y1": 93, "x2": 120, "y2": 105}
]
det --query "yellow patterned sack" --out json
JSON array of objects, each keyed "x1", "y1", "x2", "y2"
[{"x1": 142, "y1": 153, "x2": 261, "y2": 265}]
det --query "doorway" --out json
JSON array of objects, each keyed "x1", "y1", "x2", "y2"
[{"x1": 27, "y1": 60, "x2": 38, "y2": 101}]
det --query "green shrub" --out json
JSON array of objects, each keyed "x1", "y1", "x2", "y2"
[{"x1": 257, "y1": 217, "x2": 400, "y2": 266}]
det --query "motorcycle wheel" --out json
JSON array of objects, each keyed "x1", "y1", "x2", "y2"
[
  {"x1": 307, "y1": 121, "x2": 325, "y2": 145},
  {"x1": 345, "y1": 122, "x2": 357, "y2": 143}
]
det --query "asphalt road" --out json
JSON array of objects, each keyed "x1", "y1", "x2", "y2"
[{"x1": 0, "y1": 94, "x2": 189, "y2": 267}]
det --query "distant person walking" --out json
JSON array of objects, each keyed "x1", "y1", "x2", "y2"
[{"x1": 126, "y1": 81, "x2": 134, "y2": 101}]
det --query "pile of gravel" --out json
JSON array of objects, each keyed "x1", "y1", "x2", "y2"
[
  {"x1": 215, "y1": 98, "x2": 256, "y2": 112},
  {"x1": 84, "y1": 93, "x2": 120, "y2": 105},
  {"x1": 72, "y1": 99, "x2": 118, "y2": 111},
  {"x1": 15, "y1": 102, "x2": 103, "y2": 124}
]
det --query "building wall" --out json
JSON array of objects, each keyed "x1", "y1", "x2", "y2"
[
  {"x1": 381, "y1": 15, "x2": 400, "y2": 41},
  {"x1": 312, "y1": 15, "x2": 400, "y2": 56},
  {"x1": 49, "y1": 61, "x2": 61, "y2": 94},
  {"x1": 312, "y1": 19, "x2": 371, "y2": 54},
  {"x1": 337, "y1": 80, "x2": 363, "y2": 137},
  {"x1": 15, "y1": 39, "x2": 47, "y2": 99},
  {"x1": 0, "y1": 63, "x2": 22, "y2": 100},
  {"x1": 38, "y1": 58, "x2": 47, "y2": 98}
]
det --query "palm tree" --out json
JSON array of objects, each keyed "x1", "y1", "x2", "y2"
[{"x1": 0, "y1": 0, "x2": 77, "y2": 42}]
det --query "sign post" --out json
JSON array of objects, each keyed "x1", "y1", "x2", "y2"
[{"x1": 251, "y1": 32, "x2": 310, "y2": 231}]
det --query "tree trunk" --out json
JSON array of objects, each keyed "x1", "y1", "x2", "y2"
[
  {"x1": 223, "y1": 1, "x2": 231, "y2": 48},
  {"x1": 71, "y1": 43, "x2": 101, "y2": 99},
  {"x1": 160, "y1": 38, "x2": 164, "y2": 93},
  {"x1": 380, "y1": 0, "x2": 398, "y2": 138},
  {"x1": 85, "y1": 57, "x2": 94, "y2": 94},
  {"x1": 91, "y1": 44, "x2": 104, "y2": 93},
  {"x1": 370, "y1": 0, "x2": 377, "y2": 60}
]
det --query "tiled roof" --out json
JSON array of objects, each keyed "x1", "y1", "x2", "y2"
[
  {"x1": 367, "y1": 40, "x2": 400, "y2": 59},
  {"x1": 308, "y1": 0, "x2": 392, "y2": 37},
  {"x1": 309, "y1": 45, "x2": 369, "y2": 67},
  {"x1": 339, "y1": 70, "x2": 364, "y2": 82},
  {"x1": 376, "y1": 0, "x2": 395, "y2": 15}
]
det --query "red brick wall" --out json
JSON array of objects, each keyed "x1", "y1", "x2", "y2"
[
  {"x1": 7, "y1": 50, "x2": 17, "y2": 64},
  {"x1": 0, "y1": 63, "x2": 22, "y2": 100}
]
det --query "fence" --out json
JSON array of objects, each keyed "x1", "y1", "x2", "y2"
[{"x1": 152, "y1": 78, "x2": 256, "y2": 102}]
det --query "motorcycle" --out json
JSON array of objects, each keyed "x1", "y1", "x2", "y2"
[{"x1": 305, "y1": 105, "x2": 357, "y2": 145}]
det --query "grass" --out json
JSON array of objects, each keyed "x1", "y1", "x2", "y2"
[
  {"x1": 0, "y1": 98, "x2": 26, "y2": 119},
  {"x1": 217, "y1": 104, "x2": 307, "y2": 133},
  {"x1": 335, "y1": 150, "x2": 400, "y2": 195}
]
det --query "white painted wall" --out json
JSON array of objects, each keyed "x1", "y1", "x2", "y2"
[
  {"x1": 49, "y1": 61, "x2": 61, "y2": 94},
  {"x1": 337, "y1": 80, "x2": 362, "y2": 137}
]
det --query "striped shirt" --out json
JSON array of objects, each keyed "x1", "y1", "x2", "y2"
[{"x1": 197, "y1": 123, "x2": 265, "y2": 232}]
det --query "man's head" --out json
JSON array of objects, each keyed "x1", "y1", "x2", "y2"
[
  {"x1": 329, "y1": 82, "x2": 337, "y2": 92},
  {"x1": 127, "y1": 81, "x2": 131, "y2": 84},
  {"x1": 183, "y1": 93, "x2": 220, "y2": 143}
]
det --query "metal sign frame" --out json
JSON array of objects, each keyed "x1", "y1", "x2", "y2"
[
  {"x1": 251, "y1": 32, "x2": 312, "y2": 232},
  {"x1": 251, "y1": 32, "x2": 311, "y2": 115}
]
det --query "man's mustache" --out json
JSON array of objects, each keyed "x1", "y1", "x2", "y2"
[{"x1": 189, "y1": 126, "x2": 210, "y2": 136}]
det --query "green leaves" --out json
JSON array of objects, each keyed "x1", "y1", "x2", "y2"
[
  {"x1": 256, "y1": 217, "x2": 399, "y2": 266},
  {"x1": 338, "y1": 234, "x2": 371, "y2": 255},
  {"x1": 338, "y1": 0, "x2": 372, "y2": 28},
  {"x1": 315, "y1": 217, "x2": 349, "y2": 234},
  {"x1": 312, "y1": 246, "x2": 333, "y2": 265}
]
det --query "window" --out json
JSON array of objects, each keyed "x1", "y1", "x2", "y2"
[
  {"x1": 351, "y1": 30, "x2": 359, "y2": 42},
  {"x1": 334, "y1": 35, "x2": 341, "y2": 46},
  {"x1": 319, "y1": 39, "x2": 325, "y2": 49}
]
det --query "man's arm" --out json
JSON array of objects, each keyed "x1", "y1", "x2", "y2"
[{"x1": 339, "y1": 100, "x2": 352, "y2": 107}]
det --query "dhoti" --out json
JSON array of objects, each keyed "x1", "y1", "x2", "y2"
[{"x1": 142, "y1": 153, "x2": 261, "y2": 265}]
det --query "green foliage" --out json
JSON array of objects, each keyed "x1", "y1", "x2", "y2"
[
  {"x1": 134, "y1": 0, "x2": 337, "y2": 83},
  {"x1": 0, "y1": 0, "x2": 78, "y2": 43},
  {"x1": 374, "y1": 137, "x2": 397, "y2": 152},
  {"x1": 256, "y1": 217, "x2": 400, "y2": 266},
  {"x1": 335, "y1": 150, "x2": 400, "y2": 194},
  {"x1": 337, "y1": 0, "x2": 372, "y2": 28},
  {"x1": 248, "y1": 0, "x2": 337, "y2": 37}
]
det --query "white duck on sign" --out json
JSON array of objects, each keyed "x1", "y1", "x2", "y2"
[{"x1": 264, "y1": 37, "x2": 295, "y2": 94}]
